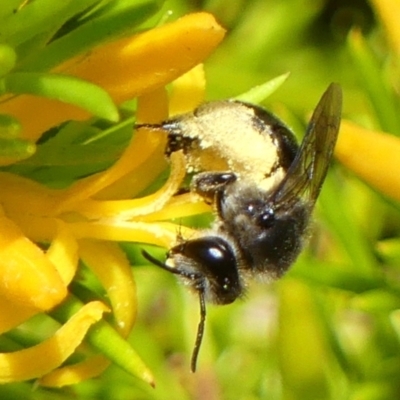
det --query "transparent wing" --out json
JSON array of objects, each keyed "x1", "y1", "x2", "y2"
[{"x1": 270, "y1": 83, "x2": 342, "y2": 210}]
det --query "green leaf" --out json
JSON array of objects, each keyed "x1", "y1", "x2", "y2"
[
  {"x1": 0, "y1": 137, "x2": 35, "y2": 160},
  {"x1": 234, "y1": 72, "x2": 290, "y2": 103},
  {"x1": 5, "y1": 117, "x2": 133, "y2": 186},
  {"x1": 319, "y1": 173, "x2": 378, "y2": 278},
  {"x1": 0, "y1": 114, "x2": 21, "y2": 138},
  {"x1": 0, "y1": 0, "x2": 101, "y2": 47},
  {"x1": 377, "y1": 238, "x2": 400, "y2": 265},
  {"x1": 0, "y1": 44, "x2": 16, "y2": 77},
  {"x1": 351, "y1": 290, "x2": 400, "y2": 313},
  {"x1": 347, "y1": 29, "x2": 400, "y2": 135},
  {"x1": 2, "y1": 72, "x2": 119, "y2": 121},
  {"x1": 0, "y1": 0, "x2": 25, "y2": 21},
  {"x1": 22, "y1": 0, "x2": 162, "y2": 72},
  {"x1": 51, "y1": 294, "x2": 155, "y2": 387}
]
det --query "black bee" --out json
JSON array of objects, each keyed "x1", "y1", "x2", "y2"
[{"x1": 141, "y1": 83, "x2": 342, "y2": 371}]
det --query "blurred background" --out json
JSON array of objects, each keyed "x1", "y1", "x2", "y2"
[
  {"x1": 129, "y1": 2, "x2": 400, "y2": 399},
  {"x1": 2, "y1": 0, "x2": 400, "y2": 399}
]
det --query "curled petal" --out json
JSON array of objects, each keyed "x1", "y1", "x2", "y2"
[
  {"x1": 335, "y1": 120, "x2": 400, "y2": 202},
  {"x1": 41, "y1": 239, "x2": 139, "y2": 387},
  {"x1": 0, "y1": 301, "x2": 108, "y2": 383},
  {"x1": 39, "y1": 335, "x2": 154, "y2": 387},
  {"x1": 139, "y1": 192, "x2": 211, "y2": 222},
  {"x1": 0, "y1": 211, "x2": 66, "y2": 310},
  {"x1": 74, "y1": 151, "x2": 186, "y2": 220},
  {"x1": 46, "y1": 221, "x2": 79, "y2": 285},
  {"x1": 78, "y1": 240, "x2": 137, "y2": 336},
  {"x1": 90, "y1": 87, "x2": 170, "y2": 200},
  {"x1": 0, "y1": 296, "x2": 37, "y2": 334},
  {"x1": 39, "y1": 355, "x2": 110, "y2": 387},
  {"x1": 42, "y1": 296, "x2": 153, "y2": 387},
  {"x1": 56, "y1": 88, "x2": 169, "y2": 211}
]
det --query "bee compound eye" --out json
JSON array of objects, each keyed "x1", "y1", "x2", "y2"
[
  {"x1": 175, "y1": 237, "x2": 242, "y2": 304},
  {"x1": 180, "y1": 237, "x2": 235, "y2": 272}
]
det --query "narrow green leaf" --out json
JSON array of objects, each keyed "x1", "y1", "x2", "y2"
[
  {"x1": 0, "y1": 114, "x2": 21, "y2": 138},
  {"x1": 390, "y1": 310, "x2": 400, "y2": 343},
  {"x1": 0, "y1": 137, "x2": 35, "y2": 160},
  {"x1": 0, "y1": 44, "x2": 16, "y2": 77},
  {"x1": 377, "y1": 238, "x2": 400, "y2": 265},
  {"x1": 319, "y1": 173, "x2": 378, "y2": 278},
  {"x1": 51, "y1": 294, "x2": 155, "y2": 387},
  {"x1": 234, "y1": 72, "x2": 290, "y2": 103},
  {"x1": 2, "y1": 72, "x2": 119, "y2": 122},
  {"x1": 293, "y1": 259, "x2": 382, "y2": 293},
  {"x1": 0, "y1": 0, "x2": 26, "y2": 22},
  {"x1": 23, "y1": 0, "x2": 162, "y2": 72},
  {"x1": 87, "y1": 317, "x2": 155, "y2": 387},
  {"x1": 352, "y1": 290, "x2": 400, "y2": 313},
  {"x1": 12, "y1": 0, "x2": 103, "y2": 69},
  {"x1": 347, "y1": 29, "x2": 400, "y2": 135},
  {"x1": 0, "y1": 0, "x2": 101, "y2": 47}
]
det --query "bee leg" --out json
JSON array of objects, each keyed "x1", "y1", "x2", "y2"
[{"x1": 191, "y1": 172, "x2": 237, "y2": 204}]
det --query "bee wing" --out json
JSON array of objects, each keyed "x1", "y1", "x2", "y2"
[{"x1": 270, "y1": 83, "x2": 342, "y2": 210}]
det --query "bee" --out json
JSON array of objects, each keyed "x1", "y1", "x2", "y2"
[{"x1": 141, "y1": 83, "x2": 342, "y2": 371}]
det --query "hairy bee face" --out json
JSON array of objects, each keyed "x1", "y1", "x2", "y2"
[{"x1": 142, "y1": 83, "x2": 342, "y2": 371}]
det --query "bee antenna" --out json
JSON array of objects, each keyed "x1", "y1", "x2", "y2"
[
  {"x1": 142, "y1": 250, "x2": 194, "y2": 278},
  {"x1": 142, "y1": 249, "x2": 207, "y2": 372},
  {"x1": 134, "y1": 123, "x2": 164, "y2": 130},
  {"x1": 191, "y1": 287, "x2": 206, "y2": 372}
]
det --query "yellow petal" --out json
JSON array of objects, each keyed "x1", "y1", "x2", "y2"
[
  {"x1": 0, "y1": 171, "x2": 60, "y2": 217},
  {"x1": 335, "y1": 120, "x2": 400, "y2": 201},
  {"x1": 139, "y1": 192, "x2": 211, "y2": 222},
  {"x1": 0, "y1": 295, "x2": 37, "y2": 334},
  {"x1": 68, "y1": 220, "x2": 193, "y2": 249},
  {"x1": 0, "y1": 12, "x2": 225, "y2": 143},
  {"x1": 74, "y1": 151, "x2": 186, "y2": 220},
  {"x1": 0, "y1": 301, "x2": 108, "y2": 383},
  {"x1": 56, "y1": 88, "x2": 169, "y2": 211},
  {"x1": 0, "y1": 219, "x2": 74, "y2": 335},
  {"x1": 82, "y1": 87, "x2": 170, "y2": 201},
  {"x1": 371, "y1": 0, "x2": 400, "y2": 56},
  {"x1": 79, "y1": 240, "x2": 137, "y2": 336},
  {"x1": 46, "y1": 221, "x2": 79, "y2": 285},
  {"x1": 0, "y1": 94, "x2": 87, "y2": 148},
  {"x1": 0, "y1": 212, "x2": 66, "y2": 310},
  {"x1": 60, "y1": 12, "x2": 225, "y2": 104},
  {"x1": 39, "y1": 355, "x2": 110, "y2": 387},
  {"x1": 169, "y1": 64, "x2": 206, "y2": 115},
  {"x1": 4, "y1": 214, "x2": 58, "y2": 244}
]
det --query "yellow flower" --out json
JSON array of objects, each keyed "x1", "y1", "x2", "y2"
[
  {"x1": 335, "y1": 0, "x2": 400, "y2": 203},
  {"x1": 335, "y1": 120, "x2": 400, "y2": 202},
  {"x1": 370, "y1": 0, "x2": 400, "y2": 57},
  {"x1": 0, "y1": 12, "x2": 224, "y2": 387}
]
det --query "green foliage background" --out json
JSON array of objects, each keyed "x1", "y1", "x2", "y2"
[{"x1": 1, "y1": 0, "x2": 400, "y2": 399}]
